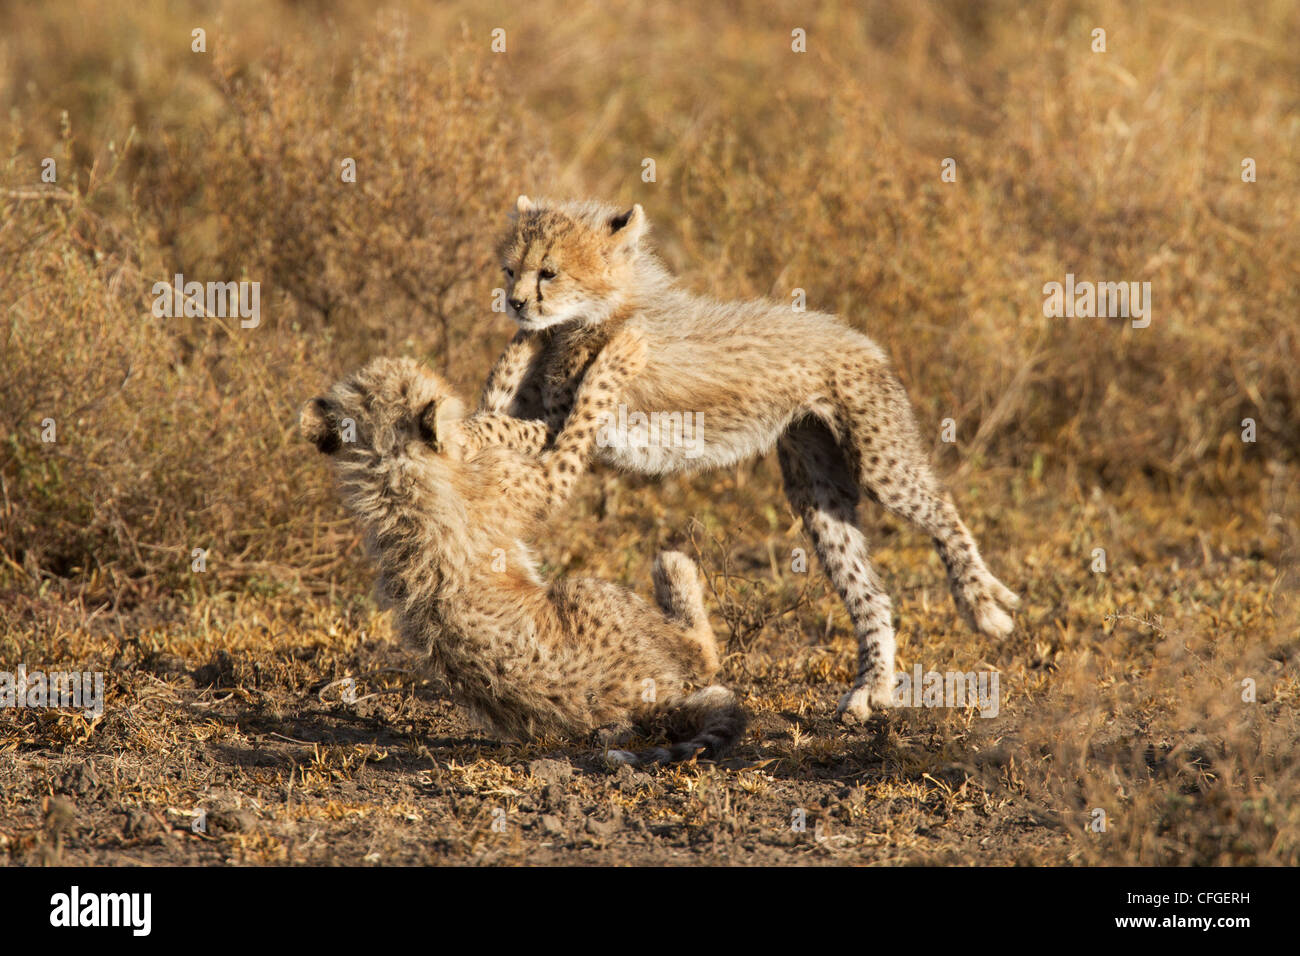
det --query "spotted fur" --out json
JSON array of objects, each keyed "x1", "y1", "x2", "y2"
[
  {"x1": 301, "y1": 331, "x2": 745, "y2": 760},
  {"x1": 489, "y1": 196, "x2": 1020, "y2": 720}
]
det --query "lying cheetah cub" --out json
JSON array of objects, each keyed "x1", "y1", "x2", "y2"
[
  {"x1": 484, "y1": 196, "x2": 1020, "y2": 721},
  {"x1": 300, "y1": 333, "x2": 745, "y2": 764}
]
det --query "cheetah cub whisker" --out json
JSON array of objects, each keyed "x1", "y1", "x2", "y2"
[
  {"x1": 301, "y1": 332, "x2": 745, "y2": 764},
  {"x1": 483, "y1": 195, "x2": 1021, "y2": 722}
]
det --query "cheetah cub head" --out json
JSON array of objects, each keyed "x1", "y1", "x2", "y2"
[
  {"x1": 498, "y1": 195, "x2": 653, "y2": 332},
  {"x1": 299, "y1": 357, "x2": 466, "y2": 462}
]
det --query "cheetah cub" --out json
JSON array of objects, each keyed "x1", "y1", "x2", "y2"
[
  {"x1": 484, "y1": 196, "x2": 1020, "y2": 722},
  {"x1": 300, "y1": 331, "x2": 745, "y2": 764}
]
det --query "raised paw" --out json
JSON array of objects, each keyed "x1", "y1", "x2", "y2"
[
  {"x1": 957, "y1": 570, "x2": 1020, "y2": 640},
  {"x1": 971, "y1": 597, "x2": 1015, "y2": 640}
]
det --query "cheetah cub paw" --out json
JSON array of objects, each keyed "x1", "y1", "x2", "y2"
[{"x1": 836, "y1": 677, "x2": 895, "y2": 724}]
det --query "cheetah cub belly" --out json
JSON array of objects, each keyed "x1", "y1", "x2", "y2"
[
  {"x1": 484, "y1": 195, "x2": 1020, "y2": 721},
  {"x1": 301, "y1": 330, "x2": 744, "y2": 763}
]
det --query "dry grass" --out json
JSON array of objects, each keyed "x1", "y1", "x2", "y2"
[{"x1": 0, "y1": 0, "x2": 1295, "y2": 865}]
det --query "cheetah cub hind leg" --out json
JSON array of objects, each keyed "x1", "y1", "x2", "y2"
[
  {"x1": 606, "y1": 552, "x2": 743, "y2": 766},
  {"x1": 652, "y1": 550, "x2": 719, "y2": 676},
  {"x1": 605, "y1": 548, "x2": 743, "y2": 764}
]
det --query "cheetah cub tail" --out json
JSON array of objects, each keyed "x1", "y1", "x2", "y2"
[{"x1": 606, "y1": 685, "x2": 747, "y2": 767}]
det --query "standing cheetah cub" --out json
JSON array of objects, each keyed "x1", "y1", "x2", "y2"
[
  {"x1": 300, "y1": 331, "x2": 744, "y2": 764},
  {"x1": 484, "y1": 196, "x2": 1020, "y2": 721}
]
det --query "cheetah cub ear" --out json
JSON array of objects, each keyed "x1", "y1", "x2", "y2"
[
  {"x1": 608, "y1": 204, "x2": 647, "y2": 257},
  {"x1": 300, "y1": 397, "x2": 341, "y2": 454},
  {"x1": 417, "y1": 395, "x2": 465, "y2": 452},
  {"x1": 515, "y1": 194, "x2": 536, "y2": 214}
]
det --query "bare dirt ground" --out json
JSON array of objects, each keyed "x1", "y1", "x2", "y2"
[{"x1": 3, "y1": 471, "x2": 1293, "y2": 866}]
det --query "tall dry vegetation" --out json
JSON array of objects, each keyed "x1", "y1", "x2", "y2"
[
  {"x1": 2, "y1": 10, "x2": 547, "y2": 609},
  {"x1": 3, "y1": 0, "x2": 1295, "y2": 600},
  {"x1": 0, "y1": 0, "x2": 1295, "y2": 864}
]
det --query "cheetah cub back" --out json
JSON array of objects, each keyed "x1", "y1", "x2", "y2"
[
  {"x1": 300, "y1": 333, "x2": 744, "y2": 763},
  {"x1": 484, "y1": 196, "x2": 1020, "y2": 722}
]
